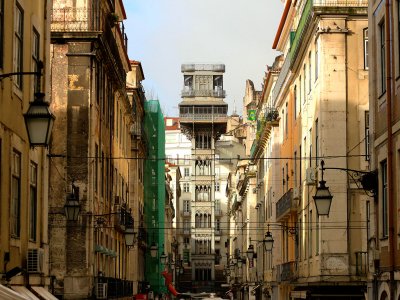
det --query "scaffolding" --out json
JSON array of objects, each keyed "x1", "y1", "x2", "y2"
[{"x1": 144, "y1": 100, "x2": 167, "y2": 296}]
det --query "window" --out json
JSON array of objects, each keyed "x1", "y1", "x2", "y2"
[
  {"x1": 14, "y1": 3, "x2": 24, "y2": 89},
  {"x1": 213, "y1": 75, "x2": 223, "y2": 91},
  {"x1": 184, "y1": 75, "x2": 193, "y2": 90},
  {"x1": 215, "y1": 199, "x2": 221, "y2": 213},
  {"x1": 183, "y1": 183, "x2": 190, "y2": 193},
  {"x1": 294, "y1": 151, "x2": 297, "y2": 187},
  {"x1": 309, "y1": 210, "x2": 313, "y2": 257},
  {"x1": 308, "y1": 51, "x2": 312, "y2": 92},
  {"x1": 285, "y1": 103, "x2": 288, "y2": 136},
  {"x1": 32, "y1": 28, "x2": 40, "y2": 95},
  {"x1": 315, "y1": 119, "x2": 319, "y2": 165},
  {"x1": 315, "y1": 39, "x2": 319, "y2": 80},
  {"x1": 0, "y1": 0, "x2": 4, "y2": 68},
  {"x1": 363, "y1": 28, "x2": 368, "y2": 70},
  {"x1": 184, "y1": 167, "x2": 190, "y2": 177},
  {"x1": 11, "y1": 151, "x2": 21, "y2": 238},
  {"x1": 184, "y1": 155, "x2": 190, "y2": 165},
  {"x1": 294, "y1": 85, "x2": 297, "y2": 119},
  {"x1": 303, "y1": 64, "x2": 306, "y2": 100},
  {"x1": 299, "y1": 76, "x2": 302, "y2": 104},
  {"x1": 380, "y1": 21, "x2": 386, "y2": 94},
  {"x1": 215, "y1": 182, "x2": 220, "y2": 192},
  {"x1": 381, "y1": 160, "x2": 388, "y2": 237},
  {"x1": 184, "y1": 200, "x2": 190, "y2": 212},
  {"x1": 29, "y1": 162, "x2": 37, "y2": 241},
  {"x1": 365, "y1": 111, "x2": 370, "y2": 160}
]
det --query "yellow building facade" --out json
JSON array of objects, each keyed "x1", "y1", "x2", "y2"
[{"x1": 0, "y1": 0, "x2": 55, "y2": 298}]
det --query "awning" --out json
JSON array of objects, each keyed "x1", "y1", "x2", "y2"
[
  {"x1": 0, "y1": 284, "x2": 29, "y2": 300},
  {"x1": 11, "y1": 287, "x2": 40, "y2": 300},
  {"x1": 30, "y1": 287, "x2": 58, "y2": 300}
]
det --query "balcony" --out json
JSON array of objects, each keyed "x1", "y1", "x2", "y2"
[
  {"x1": 180, "y1": 113, "x2": 228, "y2": 122},
  {"x1": 215, "y1": 229, "x2": 222, "y2": 235},
  {"x1": 181, "y1": 89, "x2": 226, "y2": 98},
  {"x1": 272, "y1": 54, "x2": 291, "y2": 105},
  {"x1": 277, "y1": 261, "x2": 297, "y2": 282},
  {"x1": 182, "y1": 211, "x2": 191, "y2": 217},
  {"x1": 276, "y1": 189, "x2": 297, "y2": 221},
  {"x1": 51, "y1": 8, "x2": 97, "y2": 31},
  {"x1": 181, "y1": 64, "x2": 225, "y2": 72},
  {"x1": 251, "y1": 109, "x2": 279, "y2": 160}
]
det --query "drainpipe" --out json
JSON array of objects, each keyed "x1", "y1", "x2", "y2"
[{"x1": 384, "y1": 0, "x2": 395, "y2": 299}]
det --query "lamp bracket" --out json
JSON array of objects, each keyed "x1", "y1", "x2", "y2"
[{"x1": 321, "y1": 164, "x2": 378, "y2": 196}]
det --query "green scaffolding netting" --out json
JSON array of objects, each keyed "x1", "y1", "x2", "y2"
[{"x1": 144, "y1": 100, "x2": 167, "y2": 295}]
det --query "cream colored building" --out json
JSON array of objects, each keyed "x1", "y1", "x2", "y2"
[
  {"x1": 0, "y1": 1, "x2": 55, "y2": 298},
  {"x1": 238, "y1": 1, "x2": 371, "y2": 299},
  {"x1": 368, "y1": 0, "x2": 400, "y2": 299},
  {"x1": 127, "y1": 60, "x2": 147, "y2": 295}
]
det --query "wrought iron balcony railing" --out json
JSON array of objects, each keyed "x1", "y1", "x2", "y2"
[{"x1": 181, "y1": 89, "x2": 226, "y2": 98}]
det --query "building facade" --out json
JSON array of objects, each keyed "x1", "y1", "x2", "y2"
[
  {"x1": 178, "y1": 64, "x2": 229, "y2": 294},
  {"x1": 369, "y1": 0, "x2": 400, "y2": 299},
  {"x1": 237, "y1": 1, "x2": 371, "y2": 299},
  {"x1": 48, "y1": 0, "x2": 135, "y2": 298},
  {"x1": 127, "y1": 60, "x2": 147, "y2": 296}
]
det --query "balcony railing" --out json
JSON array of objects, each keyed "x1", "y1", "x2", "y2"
[
  {"x1": 51, "y1": 8, "x2": 97, "y2": 31},
  {"x1": 181, "y1": 89, "x2": 226, "y2": 98},
  {"x1": 279, "y1": 261, "x2": 297, "y2": 282},
  {"x1": 96, "y1": 277, "x2": 133, "y2": 298},
  {"x1": 272, "y1": 54, "x2": 291, "y2": 105},
  {"x1": 181, "y1": 64, "x2": 225, "y2": 72},
  {"x1": 313, "y1": 0, "x2": 367, "y2": 6},
  {"x1": 276, "y1": 188, "x2": 296, "y2": 221},
  {"x1": 180, "y1": 113, "x2": 228, "y2": 122}
]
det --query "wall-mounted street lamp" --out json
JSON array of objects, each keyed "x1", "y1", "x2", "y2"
[
  {"x1": 313, "y1": 160, "x2": 378, "y2": 216},
  {"x1": 63, "y1": 184, "x2": 137, "y2": 246},
  {"x1": 0, "y1": 60, "x2": 56, "y2": 147},
  {"x1": 247, "y1": 225, "x2": 274, "y2": 256},
  {"x1": 150, "y1": 242, "x2": 158, "y2": 258},
  {"x1": 313, "y1": 160, "x2": 333, "y2": 216},
  {"x1": 64, "y1": 184, "x2": 80, "y2": 221}
]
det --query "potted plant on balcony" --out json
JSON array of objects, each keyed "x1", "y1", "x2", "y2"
[{"x1": 108, "y1": 12, "x2": 120, "y2": 27}]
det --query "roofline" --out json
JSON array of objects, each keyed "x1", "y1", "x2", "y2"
[
  {"x1": 130, "y1": 60, "x2": 145, "y2": 80},
  {"x1": 272, "y1": 0, "x2": 292, "y2": 49},
  {"x1": 118, "y1": 0, "x2": 127, "y2": 19}
]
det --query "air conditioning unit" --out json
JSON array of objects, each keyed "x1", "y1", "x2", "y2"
[
  {"x1": 293, "y1": 187, "x2": 301, "y2": 200},
  {"x1": 27, "y1": 248, "x2": 44, "y2": 273},
  {"x1": 305, "y1": 167, "x2": 317, "y2": 185},
  {"x1": 96, "y1": 283, "x2": 107, "y2": 299}
]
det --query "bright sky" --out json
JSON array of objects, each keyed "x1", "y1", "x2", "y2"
[{"x1": 123, "y1": 0, "x2": 285, "y2": 117}]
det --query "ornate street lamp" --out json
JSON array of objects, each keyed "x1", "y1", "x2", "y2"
[
  {"x1": 124, "y1": 223, "x2": 136, "y2": 247},
  {"x1": 313, "y1": 160, "x2": 333, "y2": 216},
  {"x1": 24, "y1": 92, "x2": 55, "y2": 147},
  {"x1": 246, "y1": 244, "x2": 255, "y2": 260},
  {"x1": 64, "y1": 187, "x2": 80, "y2": 221},
  {"x1": 160, "y1": 250, "x2": 168, "y2": 265},
  {"x1": 150, "y1": 242, "x2": 158, "y2": 258},
  {"x1": 263, "y1": 228, "x2": 274, "y2": 252}
]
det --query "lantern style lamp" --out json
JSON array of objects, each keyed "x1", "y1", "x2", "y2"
[
  {"x1": 24, "y1": 92, "x2": 55, "y2": 147},
  {"x1": 160, "y1": 251, "x2": 168, "y2": 265},
  {"x1": 313, "y1": 160, "x2": 333, "y2": 216},
  {"x1": 125, "y1": 225, "x2": 136, "y2": 247},
  {"x1": 150, "y1": 242, "x2": 158, "y2": 258},
  {"x1": 64, "y1": 190, "x2": 80, "y2": 221},
  {"x1": 246, "y1": 244, "x2": 255, "y2": 260},
  {"x1": 263, "y1": 230, "x2": 274, "y2": 252}
]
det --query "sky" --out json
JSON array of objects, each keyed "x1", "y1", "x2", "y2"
[{"x1": 123, "y1": 0, "x2": 285, "y2": 117}]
